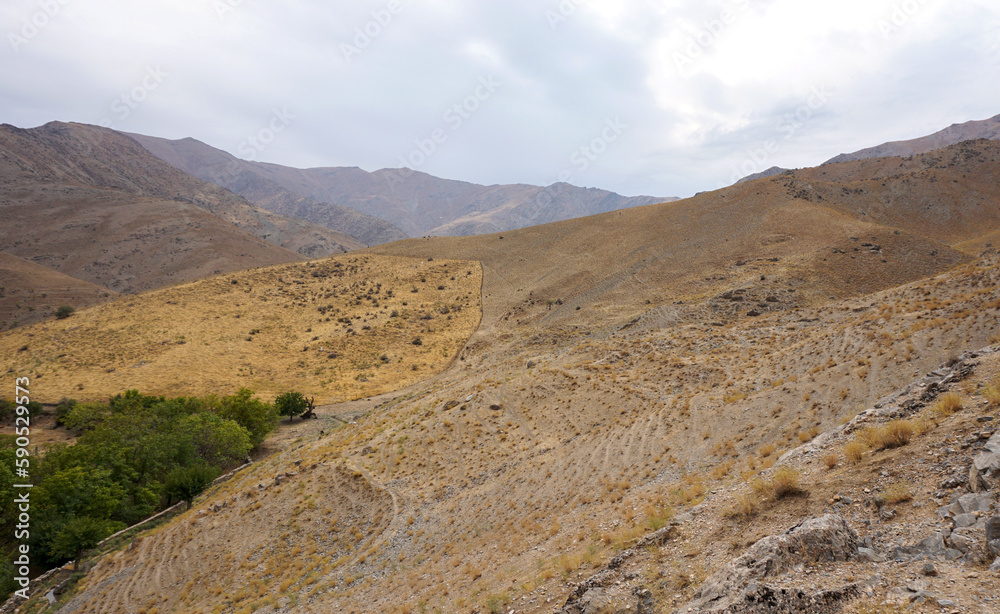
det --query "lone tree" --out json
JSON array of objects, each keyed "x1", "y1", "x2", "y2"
[
  {"x1": 55, "y1": 305, "x2": 75, "y2": 319},
  {"x1": 274, "y1": 391, "x2": 309, "y2": 421}
]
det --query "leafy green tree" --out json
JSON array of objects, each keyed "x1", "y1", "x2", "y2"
[
  {"x1": 274, "y1": 391, "x2": 309, "y2": 421},
  {"x1": 174, "y1": 413, "x2": 251, "y2": 467},
  {"x1": 49, "y1": 516, "x2": 124, "y2": 571},
  {"x1": 213, "y1": 388, "x2": 278, "y2": 446},
  {"x1": 163, "y1": 464, "x2": 220, "y2": 509},
  {"x1": 55, "y1": 305, "x2": 75, "y2": 319}
]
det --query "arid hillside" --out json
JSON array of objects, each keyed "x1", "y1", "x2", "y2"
[
  {"x1": 0, "y1": 122, "x2": 364, "y2": 294},
  {"x1": 0, "y1": 253, "x2": 481, "y2": 404},
  {"x1": 0, "y1": 252, "x2": 116, "y2": 330},
  {"x1": 825, "y1": 112, "x2": 1000, "y2": 164},
  {"x1": 127, "y1": 132, "x2": 409, "y2": 247},
  {"x1": 10, "y1": 139, "x2": 1000, "y2": 614}
]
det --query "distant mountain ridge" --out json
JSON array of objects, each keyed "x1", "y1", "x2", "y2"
[
  {"x1": 0, "y1": 121, "x2": 346, "y2": 296},
  {"x1": 128, "y1": 133, "x2": 677, "y2": 239},
  {"x1": 127, "y1": 133, "x2": 408, "y2": 247},
  {"x1": 824, "y1": 113, "x2": 1000, "y2": 164}
]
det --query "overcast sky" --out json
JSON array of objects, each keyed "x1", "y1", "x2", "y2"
[{"x1": 2, "y1": 0, "x2": 998, "y2": 198}]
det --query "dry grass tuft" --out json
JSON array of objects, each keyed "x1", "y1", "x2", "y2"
[
  {"x1": 931, "y1": 392, "x2": 963, "y2": 416},
  {"x1": 883, "y1": 481, "x2": 913, "y2": 504},
  {"x1": 724, "y1": 492, "x2": 759, "y2": 519},
  {"x1": 857, "y1": 419, "x2": 914, "y2": 451},
  {"x1": 821, "y1": 452, "x2": 839, "y2": 469}
]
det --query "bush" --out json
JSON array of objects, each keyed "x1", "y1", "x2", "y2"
[
  {"x1": 931, "y1": 392, "x2": 963, "y2": 416},
  {"x1": 844, "y1": 441, "x2": 867, "y2": 464},
  {"x1": 725, "y1": 492, "x2": 759, "y2": 519},
  {"x1": 274, "y1": 391, "x2": 310, "y2": 421},
  {"x1": 770, "y1": 466, "x2": 803, "y2": 498},
  {"x1": 857, "y1": 420, "x2": 914, "y2": 451},
  {"x1": 54, "y1": 398, "x2": 77, "y2": 427},
  {"x1": 55, "y1": 305, "x2": 75, "y2": 319}
]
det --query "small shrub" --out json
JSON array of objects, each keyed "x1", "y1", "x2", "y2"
[
  {"x1": 412, "y1": 337, "x2": 423, "y2": 346},
  {"x1": 931, "y1": 392, "x2": 963, "y2": 416},
  {"x1": 758, "y1": 443, "x2": 777, "y2": 458},
  {"x1": 798, "y1": 427, "x2": 820, "y2": 443},
  {"x1": 883, "y1": 481, "x2": 913, "y2": 504},
  {"x1": 881, "y1": 420, "x2": 914, "y2": 449},
  {"x1": 770, "y1": 466, "x2": 803, "y2": 498},
  {"x1": 55, "y1": 305, "x2": 75, "y2": 319},
  {"x1": 821, "y1": 452, "x2": 839, "y2": 469},
  {"x1": 725, "y1": 492, "x2": 759, "y2": 519}
]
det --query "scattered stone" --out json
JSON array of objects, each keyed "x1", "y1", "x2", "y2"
[
  {"x1": 922, "y1": 562, "x2": 938, "y2": 576},
  {"x1": 991, "y1": 557, "x2": 1000, "y2": 573},
  {"x1": 857, "y1": 547, "x2": 882, "y2": 563}
]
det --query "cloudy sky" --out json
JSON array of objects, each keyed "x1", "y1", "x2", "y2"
[{"x1": 2, "y1": 0, "x2": 998, "y2": 198}]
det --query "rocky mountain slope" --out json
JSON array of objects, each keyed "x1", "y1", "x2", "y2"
[
  {"x1": 7, "y1": 137, "x2": 1000, "y2": 613},
  {"x1": 127, "y1": 132, "x2": 408, "y2": 247},
  {"x1": 128, "y1": 131, "x2": 677, "y2": 238},
  {"x1": 0, "y1": 122, "x2": 363, "y2": 294},
  {"x1": 825, "y1": 113, "x2": 1000, "y2": 165}
]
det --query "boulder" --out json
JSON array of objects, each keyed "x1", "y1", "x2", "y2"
[{"x1": 678, "y1": 515, "x2": 859, "y2": 613}]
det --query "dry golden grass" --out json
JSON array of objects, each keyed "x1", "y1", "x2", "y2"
[
  {"x1": 982, "y1": 378, "x2": 1000, "y2": 407},
  {"x1": 0, "y1": 254, "x2": 482, "y2": 403},
  {"x1": 724, "y1": 492, "x2": 759, "y2": 519},
  {"x1": 843, "y1": 441, "x2": 867, "y2": 464},
  {"x1": 931, "y1": 392, "x2": 963, "y2": 416},
  {"x1": 769, "y1": 466, "x2": 804, "y2": 498},
  {"x1": 883, "y1": 481, "x2": 913, "y2": 504},
  {"x1": 857, "y1": 420, "x2": 914, "y2": 451},
  {"x1": 821, "y1": 452, "x2": 839, "y2": 469}
]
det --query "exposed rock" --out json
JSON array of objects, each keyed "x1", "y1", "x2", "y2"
[
  {"x1": 988, "y1": 517, "x2": 1000, "y2": 557},
  {"x1": 973, "y1": 431, "x2": 1000, "y2": 490},
  {"x1": 677, "y1": 515, "x2": 859, "y2": 613},
  {"x1": 856, "y1": 547, "x2": 882, "y2": 563},
  {"x1": 991, "y1": 557, "x2": 1000, "y2": 573},
  {"x1": 921, "y1": 562, "x2": 938, "y2": 576}
]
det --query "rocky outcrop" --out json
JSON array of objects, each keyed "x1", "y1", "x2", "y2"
[
  {"x1": 677, "y1": 515, "x2": 860, "y2": 613},
  {"x1": 972, "y1": 431, "x2": 1000, "y2": 492}
]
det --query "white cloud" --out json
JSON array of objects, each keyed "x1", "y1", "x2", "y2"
[{"x1": 0, "y1": 0, "x2": 997, "y2": 197}]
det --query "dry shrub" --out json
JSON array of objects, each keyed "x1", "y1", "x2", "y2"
[
  {"x1": 798, "y1": 427, "x2": 820, "y2": 443},
  {"x1": 821, "y1": 452, "x2": 839, "y2": 469},
  {"x1": 856, "y1": 420, "x2": 914, "y2": 451},
  {"x1": 724, "y1": 492, "x2": 759, "y2": 519},
  {"x1": 758, "y1": 443, "x2": 777, "y2": 458},
  {"x1": 770, "y1": 466, "x2": 803, "y2": 498},
  {"x1": 883, "y1": 481, "x2": 913, "y2": 504},
  {"x1": 931, "y1": 392, "x2": 963, "y2": 416}
]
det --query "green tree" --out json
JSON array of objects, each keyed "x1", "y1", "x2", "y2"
[
  {"x1": 213, "y1": 388, "x2": 277, "y2": 446},
  {"x1": 55, "y1": 305, "x2": 75, "y2": 319},
  {"x1": 174, "y1": 413, "x2": 251, "y2": 467},
  {"x1": 274, "y1": 391, "x2": 309, "y2": 421},
  {"x1": 163, "y1": 465, "x2": 220, "y2": 509},
  {"x1": 49, "y1": 516, "x2": 125, "y2": 571}
]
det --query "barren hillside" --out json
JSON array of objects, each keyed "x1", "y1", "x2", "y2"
[
  {"x1": 0, "y1": 252, "x2": 116, "y2": 330},
  {"x1": 0, "y1": 122, "x2": 363, "y2": 293},
  {"x1": 9, "y1": 140, "x2": 1000, "y2": 614},
  {"x1": 825, "y1": 113, "x2": 1000, "y2": 164}
]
